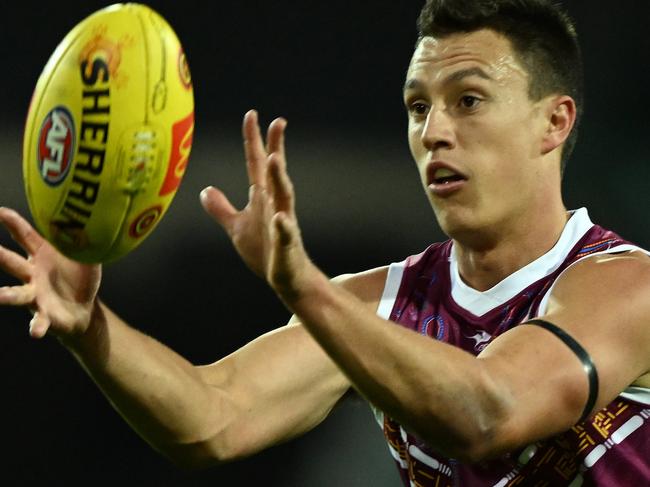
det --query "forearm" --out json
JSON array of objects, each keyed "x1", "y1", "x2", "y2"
[
  {"x1": 61, "y1": 300, "x2": 237, "y2": 466},
  {"x1": 286, "y1": 273, "x2": 508, "y2": 460}
]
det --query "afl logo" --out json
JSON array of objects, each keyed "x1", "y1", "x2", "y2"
[
  {"x1": 38, "y1": 106, "x2": 76, "y2": 186},
  {"x1": 129, "y1": 206, "x2": 162, "y2": 239}
]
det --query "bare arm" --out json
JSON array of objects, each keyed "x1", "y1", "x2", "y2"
[
  {"x1": 0, "y1": 112, "x2": 387, "y2": 469},
  {"x1": 239, "y1": 119, "x2": 650, "y2": 462},
  {"x1": 66, "y1": 302, "x2": 351, "y2": 467},
  {"x1": 273, "y1": 240, "x2": 650, "y2": 462},
  {"x1": 67, "y1": 266, "x2": 386, "y2": 466},
  {"x1": 0, "y1": 207, "x2": 365, "y2": 468}
]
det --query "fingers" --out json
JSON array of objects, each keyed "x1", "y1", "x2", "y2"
[
  {"x1": 0, "y1": 285, "x2": 34, "y2": 307},
  {"x1": 243, "y1": 110, "x2": 267, "y2": 186},
  {"x1": 266, "y1": 118, "x2": 287, "y2": 163},
  {"x1": 0, "y1": 207, "x2": 43, "y2": 256},
  {"x1": 270, "y1": 212, "x2": 305, "y2": 297},
  {"x1": 267, "y1": 154, "x2": 295, "y2": 215},
  {"x1": 200, "y1": 186, "x2": 238, "y2": 232},
  {"x1": 0, "y1": 245, "x2": 31, "y2": 282},
  {"x1": 242, "y1": 111, "x2": 288, "y2": 186}
]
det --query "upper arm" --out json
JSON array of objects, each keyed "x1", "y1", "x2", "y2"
[
  {"x1": 477, "y1": 251, "x2": 650, "y2": 454},
  {"x1": 193, "y1": 266, "x2": 388, "y2": 462}
]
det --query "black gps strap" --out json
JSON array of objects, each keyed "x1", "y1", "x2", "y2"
[{"x1": 525, "y1": 319, "x2": 599, "y2": 423}]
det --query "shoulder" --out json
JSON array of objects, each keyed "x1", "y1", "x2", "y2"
[
  {"x1": 331, "y1": 266, "x2": 390, "y2": 308},
  {"x1": 286, "y1": 266, "x2": 391, "y2": 325},
  {"x1": 549, "y1": 249, "x2": 650, "y2": 308},
  {"x1": 546, "y1": 249, "x2": 650, "y2": 323},
  {"x1": 329, "y1": 243, "x2": 451, "y2": 306},
  {"x1": 289, "y1": 265, "x2": 390, "y2": 325},
  {"x1": 530, "y1": 249, "x2": 650, "y2": 405},
  {"x1": 332, "y1": 243, "x2": 450, "y2": 296}
]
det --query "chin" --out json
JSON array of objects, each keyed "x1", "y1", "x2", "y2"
[
  {"x1": 433, "y1": 204, "x2": 497, "y2": 247},
  {"x1": 433, "y1": 204, "x2": 471, "y2": 236}
]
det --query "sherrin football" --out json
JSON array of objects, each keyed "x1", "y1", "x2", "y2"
[{"x1": 23, "y1": 3, "x2": 194, "y2": 263}]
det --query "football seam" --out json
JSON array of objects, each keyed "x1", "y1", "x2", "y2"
[{"x1": 105, "y1": 5, "x2": 154, "y2": 263}]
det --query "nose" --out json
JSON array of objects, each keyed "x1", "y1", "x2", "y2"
[{"x1": 421, "y1": 107, "x2": 456, "y2": 152}]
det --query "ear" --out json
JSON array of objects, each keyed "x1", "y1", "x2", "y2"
[{"x1": 541, "y1": 96, "x2": 576, "y2": 155}]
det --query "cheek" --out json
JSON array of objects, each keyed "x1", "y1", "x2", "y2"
[
  {"x1": 474, "y1": 117, "x2": 532, "y2": 163},
  {"x1": 467, "y1": 127, "x2": 529, "y2": 191},
  {"x1": 407, "y1": 121, "x2": 424, "y2": 159}
]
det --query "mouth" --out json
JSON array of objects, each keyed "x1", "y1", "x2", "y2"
[
  {"x1": 426, "y1": 162, "x2": 468, "y2": 195},
  {"x1": 431, "y1": 168, "x2": 466, "y2": 185}
]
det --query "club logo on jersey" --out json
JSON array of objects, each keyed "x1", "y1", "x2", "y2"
[
  {"x1": 38, "y1": 106, "x2": 76, "y2": 187},
  {"x1": 421, "y1": 315, "x2": 446, "y2": 340},
  {"x1": 129, "y1": 205, "x2": 163, "y2": 239},
  {"x1": 159, "y1": 111, "x2": 194, "y2": 196},
  {"x1": 178, "y1": 48, "x2": 191, "y2": 89},
  {"x1": 466, "y1": 330, "x2": 492, "y2": 352}
]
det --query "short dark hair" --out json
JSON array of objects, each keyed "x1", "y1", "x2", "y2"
[{"x1": 417, "y1": 0, "x2": 583, "y2": 172}]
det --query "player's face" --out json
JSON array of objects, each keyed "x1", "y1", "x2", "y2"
[{"x1": 405, "y1": 29, "x2": 552, "y2": 242}]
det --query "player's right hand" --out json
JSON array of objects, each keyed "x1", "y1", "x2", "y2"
[{"x1": 0, "y1": 207, "x2": 101, "y2": 340}]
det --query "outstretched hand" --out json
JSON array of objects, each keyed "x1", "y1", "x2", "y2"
[
  {"x1": 0, "y1": 208, "x2": 101, "y2": 340},
  {"x1": 200, "y1": 110, "x2": 321, "y2": 303}
]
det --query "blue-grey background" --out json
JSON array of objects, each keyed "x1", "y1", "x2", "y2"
[{"x1": 0, "y1": 1, "x2": 648, "y2": 485}]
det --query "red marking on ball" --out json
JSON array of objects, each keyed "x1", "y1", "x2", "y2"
[
  {"x1": 178, "y1": 48, "x2": 191, "y2": 89},
  {"x1": 129, "y1": 205, "x2": 162, "y2": 238},
  {"x1": 159, "y1": 111, "x2": 193, "y2": 196}
]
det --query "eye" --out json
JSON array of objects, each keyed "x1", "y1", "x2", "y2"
[
  {"x1": 459, "y1": 95, "x2": 481, "y2": 110},
  {"x1": 407, "y1": 101, "x2": 429, "y2": 116}
]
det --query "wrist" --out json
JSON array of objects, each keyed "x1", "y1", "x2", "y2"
[
  {"x1": 278, "y1": 264, "x2": 338, "y2": 318},
  {"x1": 59, "y1": 299, "x2": 109, "y2": 363}
]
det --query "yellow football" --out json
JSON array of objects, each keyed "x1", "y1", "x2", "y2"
[{"x1": 22, "y1": 3, "x2": 194, "y2": 263}]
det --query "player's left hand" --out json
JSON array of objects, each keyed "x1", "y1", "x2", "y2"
[{"x1": 201, "y1": 111, "x2": 322, "y2": 304}]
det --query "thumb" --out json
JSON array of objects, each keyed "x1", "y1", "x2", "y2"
[
  {"x1": 200, "y1": 186, "x2": 237, "y2": 230},
  {"x1": 29, "y1": 311, "x2": 51, "y2": 339}
]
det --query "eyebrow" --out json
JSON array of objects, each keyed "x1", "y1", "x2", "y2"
[{"x1": 403, "y1": 67, "x2": 494, "y2": 93}]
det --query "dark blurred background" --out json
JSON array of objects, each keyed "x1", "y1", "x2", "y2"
[{"x1": 0, "y1": 1, "x2": 648, "y2": 485}]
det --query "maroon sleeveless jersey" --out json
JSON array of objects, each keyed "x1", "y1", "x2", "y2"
[{"x1": 374, "y1": 208, "x2": 650, "y2": 486}]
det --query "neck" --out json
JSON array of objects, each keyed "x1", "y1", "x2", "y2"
[{"x1": 453, "y1": 203, "x2": 569, "y2": 291}]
